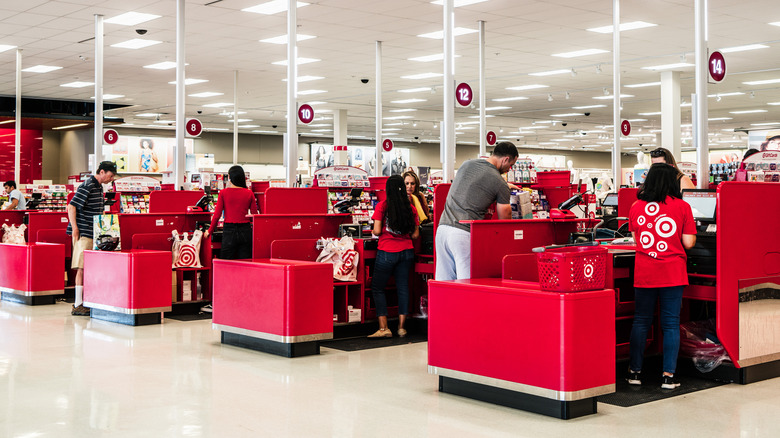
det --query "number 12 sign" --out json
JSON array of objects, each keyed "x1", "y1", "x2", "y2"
[
  {"x1": 709, "y1": 50, "x2": 726, "y2": 83},
  {"x1": 456, "y1": 83, "x2": 473, "y2": 107}
]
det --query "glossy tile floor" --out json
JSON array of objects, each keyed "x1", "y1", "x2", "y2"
[{"x1": 2, "y1": 301, "x2": 780, "y2": 438}]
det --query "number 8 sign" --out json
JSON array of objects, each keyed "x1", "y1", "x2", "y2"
[{"x1": 185, "y1": 118, "x2": 203, "y2": 137}]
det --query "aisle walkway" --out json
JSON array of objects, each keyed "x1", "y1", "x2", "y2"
[{"x1": 1, "y1": 300, "x2": 778, "y2": 437}]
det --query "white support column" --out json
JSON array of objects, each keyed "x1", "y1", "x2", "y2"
[
  {"x1": 14, "y1": 49, "x2": 21, "y2": 183},
  {"x1": 442, "y1": 0, "x2": 455, "y2": 183},
  {"x1": 694, "y1": 0, "x2": 709, "y2": 188},
  {"x1": 375, "y1": 41, "x2": 383, "y2": 177},
  {"x1": 233, "y1": 70, "x2": 238, "y2": 165},
  {"x1": 94, "y1": 15, "x2": 104, "y2": 169},
  {"x1": 334, "y1": 109, "x2": 348, "y2": 165},
  {"x1": 661, "y1": 71, "x2": 681, "y2": 158},
  {"x1": 174, "y1": 0, "x2": 186, "y2": 190},
  {"x1": 611, "y1": 0, "x2": 621, "y2": 189},
  {"x1": 285, "y1": 0, "x2": 298, "y2": 187},
  {"x1": 478, "y1": 20, "x2": 486, "y2": 157}
]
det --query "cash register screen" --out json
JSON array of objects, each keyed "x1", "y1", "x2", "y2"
[
  {"x1": 682, "y1": 189, "x2": 716, "y2": 221},
  {"x1": 602, "y1": 193, "x2": 618, "y2": 207}
]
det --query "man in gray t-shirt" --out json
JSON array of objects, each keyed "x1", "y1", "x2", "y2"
[
  {"x1": 436, "y1": 142, "x2": 518, "y2": 281},
  {"x1": 3, "y1": 181, "x2": 26, "y2": 210}
]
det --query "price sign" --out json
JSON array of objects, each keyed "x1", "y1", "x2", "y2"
[
  {"x1": 382, "y1": 139, "x2": 394, "y2": 152},
  {"x1": 298, "y1": 104, "x2": 314, "y2": 124},
  {"x1": 455, "y1": 82, "x2": 473, "y2": 107},
  {"x1": 185, "y1": 118, "x2": 203, "y2": 137},
  {"x1": 621, "y1": 120, "x2": 631, "y2": 136},
  {"x1": 103, "y1": 129, "x2": 118, "y2": 145},
  {"x1": 709, "y1": 50, "x2": 726, "y2": 83},
  {"x1": 486, "y1": 130, "x2": 497, "y2": 146}
]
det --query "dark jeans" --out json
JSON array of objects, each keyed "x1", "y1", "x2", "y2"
[
  {"x1": 220, "y1": 223, "x2": 252, "y2": 260},
  {"x1": 629, "y1": 285, "x2": 684, "y2": 374},
  {"x1": 371, "y1": 249, "x2": 414, "y2": 317}
]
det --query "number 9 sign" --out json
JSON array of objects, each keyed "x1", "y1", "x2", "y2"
[
  {"x1": 185, "y1": 118, "x2": 203, "y2": 137},
  {"x1": 456, "y1": 83, "x2": 473, "y2": 107},
  {"x1": 621, "y1": 120, "x2": 631, "y2": 136},
  {"x1": 298, "y1": 104, "x2": 314, "y2": 124},
  {"x1": 103, "y1": 129, "x2": 118, "y2": 145}
]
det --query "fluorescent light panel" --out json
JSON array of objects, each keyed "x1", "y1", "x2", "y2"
[
  {"x1": 203, "y1": 102, "x2": 234, "y2": 108},
  {"x1": 243, "y1": 1, "x2": 309, "y2": 15},
  {"x1": 272, "y1": 58, "x2": 320, "y2": 66},
  {"x1": 298, "y1": 89, "x2": 326, "y2": 95},
  {"x1": 638, "y1": 111, "x2": 662, "y2": 116},
  {"x1": 389, "y1": 109, "x2": 417, "y2": 113},
  {"x1": 136, "y1": 113, "x2": 161, "y2": 117},
  {"x1": 91, "y1": 94, "x2": 124, "y2": 99},
  {"x1": 22, "y1": 65, "x2": 62, "y2": 73},
  {"x1": 282, "y1": 76, "x2": 324, "y2": 82},
  {"x1": 550, "y1": 113, "x2": 582, "y2": 117},
  {"x1": 168, "y1": 78, "x2": 208, "y2": 85},
  {"x1": 492, "y1": 96, "x2": 528, "y2": 102},
  {"x1": 625, "y1": 81, "x2": 661, "y2": 88},
  {"x1": 505, "y1": 84, "x2": 548, "y2": 91},
  {"x1": 528, "y1": 69, "x2": 570, "y2": 77},
  {"x1": 573, "y1": 104, "x2": 606, "y2": 109},
  {"x1": 743, "y1": 78, "x2": 780, "y2": 85},
  {"x1": 391, "y1": 98, "x2": 426, "y2": 104},
  {"x1": 593, "y1": 94, "x2": 634, "y2": 100},
  {"x1": 718, "y1": 44, "x2": 769, "y2": 53},
  {"x1": 53, "y1": 123, "x2": 88, "y2": 130},
  {"x1": 260, "y1": 34, "x2": 315, "y2": 44},
  {"x1": 729, "y1": 109, "x2": 767, "y2": 114},
  {"x1": 189, "y1": 92, "x2": 224, "y2": 98},
  {"x1": 60, "y1": 81, "x2": 94, "y2": 88},
  {"x1": 398, "y1": 87, "x2": 431, "y2": 93},
  {"x1": 144, "y1": 61, "x2": 178, "y2": 70},
  {"x1": 417, "y1": 27, "x2": 477, "y2": 39},
  {"x1": 0, "y1": 45, "x2": 17, "y2": 53},
  {"x1": 552, "y1": 48, "x2": 609, "y2": 58},
  {"x1": 587, "y1": 21, "x2": 657, "y2": 33},
  {"x1": 401, "y1": 72, "x2": 443, "y2": 80},
  {"x1": 409, "y1": 53, "x2": 460, "y2": 62},
  {"x1": 642, "y1": 63, "x2": 694, "y2": 71},
  {"x1": 105, "y1": 12, "x2": 161, "y2": 26},
  {"x1": 430, "y1": 0, "x2": 488, "y2": 7},
  {"x1": 110, "y1": 39, "x2": 162, "y2": 49}
]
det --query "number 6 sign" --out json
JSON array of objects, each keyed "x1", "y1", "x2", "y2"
[
  {"x1": 708, "y1": 50, "x2": 726, "y2": 83},
  {"x1": 455, "y1": 83, "x2": 473, "y2": 107},
  {"x1": 103, "y1": 129, "x2": 118, "y2": 145},
  {"x1": 185, "y1": 118, "x2": 203, "y2": 137}
]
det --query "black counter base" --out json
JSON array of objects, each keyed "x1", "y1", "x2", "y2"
[
  {"x1": 679, "y1": 358, "x2": 780, "y2": 385},
  {"x1": 1, "y1": 292, "x2": 56, "y2": 306},
  {"x1": 221, "y1": 332, "x2": 320, "y2": 358},
  {"x1": 90, "y1": 308, "x2": 162, "y2": 326},
  {"x1": 438, "y1": 376, "x2": 597, "y2": 420}
]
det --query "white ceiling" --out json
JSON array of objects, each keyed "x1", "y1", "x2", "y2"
[{"x1": 1, "y1": 0, "x2": 780, "y2": 153}]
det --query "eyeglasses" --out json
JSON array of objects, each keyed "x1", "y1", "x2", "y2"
[{"x1": 649, "y1": 149, "x2": 665, "y2": 158}]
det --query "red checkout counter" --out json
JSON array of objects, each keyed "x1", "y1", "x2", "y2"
[{"x1": 427, "y1": 181, "x2": 780, "y2": 419}]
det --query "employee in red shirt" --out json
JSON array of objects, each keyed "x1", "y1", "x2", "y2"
[
  {"x1": 205, "y1": 165, "x2": 258, "y2": 259},
  {"x1": 627, "y1": 163, "x2": 697, "y2": 390},
  {"x1": 368, "y1": 175, "x2": 419, "y2": 339}
]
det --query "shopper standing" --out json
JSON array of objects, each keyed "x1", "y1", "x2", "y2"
[
  {"x1": 66, "y1": 161, "x2": 117, "y2": 316},
  {"x1": 3, "y1": 181, "x2": 27, "y2": 210},
  {"x1": 435, "y1": 141, "x2": 518, "y2": 281},
  {"x1": 368, "y1": 175, "x2": 419, "y2": 338},
  {"x1": 205, "y1": 165, "x2": 258, "y2": 259},
  {"x1": 649, "y1": 147, "x2": 695, "y2": 190},
  {"x1": 402, "y1": 170, "x2": 430, "y2": 223},
  {"x1": 627, "y1": 163, "x2": 697, "y2": 389}
]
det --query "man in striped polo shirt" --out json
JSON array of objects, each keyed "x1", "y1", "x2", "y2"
[{"x1": 67, "y1": 161, "x2": 117, "y2": 316}]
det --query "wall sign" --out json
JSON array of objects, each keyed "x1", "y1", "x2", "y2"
[
  {"x1": 455, "y1": 83, "x2": 473, "y2": 107},
  {"x1": 185, "y1": 118, "x2": 203, "y2": 137},
  {"x1": 382, "y1": 139, "x2": 394, "y2": 152},
  {"x1": 621, "y1": 120, "x2": 631, "y2": 136},
  {"x1": 298, "y1": 104, "x2": 314, "y2": 124},
  {"x1": 486, "y1": 130, "x2": 497, "y2": 146},
  {"x1": 709, "y1": 50, "x2": 726, "y2": 83},
  {"x1": 103, "y1": 129, "x2": 118, "y2": 145}
]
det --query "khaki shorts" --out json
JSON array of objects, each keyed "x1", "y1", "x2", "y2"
[{"x1": 71, "y1": 237, "x2": 94, "y2": 270}]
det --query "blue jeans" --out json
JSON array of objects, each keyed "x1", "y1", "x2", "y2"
[
  {"x1": 629, "y1": 286, "x2": 684, "y2": 374},
  {"x1": 371, "y1": 249, "x2": 414, "y2": 317}
]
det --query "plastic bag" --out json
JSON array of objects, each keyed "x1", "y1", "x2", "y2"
[
  {"x1": 172, "y1": 230, "x2": 203, "y2": 268},
  {"x1": 316, "y1": 235, "x2": 360, "y2": 282},
  {"x1": 680, "y1": 319, "x2": 731, "y2": 373},
  {"x1": 1, "y1": 224, "x2": 25, "y2": 245}
]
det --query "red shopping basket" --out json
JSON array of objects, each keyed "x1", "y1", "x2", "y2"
[{"x1": 536, "y1": 246, "x2": 607, "y2": 292}]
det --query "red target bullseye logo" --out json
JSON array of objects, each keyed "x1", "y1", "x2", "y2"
[
  {"x1": 655, "y1": 217, "x2": 677, "y2": 238},
  {"x1": 649, "y1": 251, "x2": 658, "y2": 258},
  {"x1": 177, "y1": 244, "x2": 198, "y2": 267},
  {"x1": 645, "y1": 202, "x2": 659, "y2": 216},
  {"x1": 639, "y1": 231, "x2": 654, "y2": 249},
  {"x1": 637, "y1": 216, "x2": 646, "y2": 226},
  {"x1": 583, "y1": 263, "x2": 594, "y2": 278},
  {"x1": 657, "y1": 241, "x2": 668, "y2": 252}
]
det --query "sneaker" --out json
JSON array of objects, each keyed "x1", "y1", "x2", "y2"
[
  {"x1": 367, "y1": 328, "x2": 392, "y2": 339},
  {"x1": 626, "y1": 369, "x2": 642, "y2": 385},
  {"x1": 398, "y1": 328, "x2": 407, "y2": 338},
  {"x1": 661, "y1": 375, "x2": 681, "y2": 390},
  {"x1": 71, "y1": 304, "x2": 90, "y2": 316},
  {"x1": 200, "y1": 304, "x2": 213, "y2": 313}
]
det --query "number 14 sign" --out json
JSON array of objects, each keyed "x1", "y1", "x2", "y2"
[{"x1": 709, "y1": 50, "x2": 726, "y2": 83}]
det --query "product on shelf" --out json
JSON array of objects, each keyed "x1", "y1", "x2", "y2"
[{"x1": 507, "y1": 159, "x2": 537, "y2": 184}]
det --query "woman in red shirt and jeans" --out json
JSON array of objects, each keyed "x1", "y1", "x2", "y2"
[
  {"x1": 368, "y1": 175, "x2": 419, "y2": 338},
  {"x1": 628, "y1": 163, "x2": 697, "y2": 389},
  {"x1": 205, "y1": 165, "x2": 258, "y2": 259}
]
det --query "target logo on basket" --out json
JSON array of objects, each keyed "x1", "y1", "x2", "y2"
[{"x1": 583, "y1": 263, "x2": 594, "y2": 278}]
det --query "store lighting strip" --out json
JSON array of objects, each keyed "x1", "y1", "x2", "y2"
[{"x1": 53, "y1": 123, "x2": 89, "y2": 130}]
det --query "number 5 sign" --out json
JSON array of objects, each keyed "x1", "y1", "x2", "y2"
[
  {"x1": 185, "y1": 118, "x2": 203, "y2": 137},
  {"x1": 709, "y1": 50, "x2": 726, "y2": 83}
]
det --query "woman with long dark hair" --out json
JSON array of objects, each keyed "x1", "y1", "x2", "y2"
[
  {"x1": 627, "y1": 163, "x2": 697, "y2": 390},
  {"x1": 205, "y1": 165, "x2": 258, "y2": 259},
  {"x1": 368, "y1": 175, "x2": 420, "y2": 338},
  {"x1": 649, "y1": 147, "x2": 695, "y2": 189}
]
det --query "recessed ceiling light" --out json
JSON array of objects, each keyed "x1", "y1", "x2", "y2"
[
  {"x1": 298, "y1": 90, "x2": 326, "y2": 95},
  {"x1": 242, "y1": 1, "x2": 309, "y2": 15},
  {"x1": 528, "y1": 69, "x2": 570, "y2": 77},
  {"x1": 260, "y1": 34, "x2": 316, "y2": 44},
  {"x1": 768, "y1": 102, "x2": 780, "y2": 106},
  {"x1": 91, "y1": 94, "x2": 125, "y2": 100},
  {"x1": 751, "y1": 122, "x2": 780, "y2": 126},
  {"x1": 382, "y1": 128, "x2": 402, "y2": 131},
  {"x1": 272, "y1": 58, "x2": 320, "y2": 66},
  {"x1": 252, "y1": 130, "x2": 279, "y2": 134},
  {"x1": 136, "y1": 113, "x2": 161, "y2": 117},
  {"x1": 587, "y1": 21, "x2": 658, "y2": 33},
  {"x1": 203, "y1": 102, "x2": 234, "y2": 108},
  {"x1": 484, "y1": 106, "x2": 511, "y2": 111},
  {"x1": 408, "y1": 53, "x2": 461, "y2": 62},
  {"x1": 144, "y1": 61, "x2": 178, "y2": 70},
  {"x1": 391, "y1": 98, "x2": 427, "y2": 104},
  {"x1": 22, "y1": 65, "x2": 62, "y2": 73},
  {"x1": 729, "y1": 109, "x2": 768, "y2": 114},
  {"x1": 417, "y1": 27, "x2": 477, "y2": 39},
  {"x1": 401, "y1": 72, "x2": 443, "y2": 80},
  {"x1": 552, "y1": 48, "x2": 609, "y2": 58},
  {"x1": 627, "y1": 118, "x2": 647, "y2": 122},
  {"x1": 708, "y1": 92, "x2": 744, "y2": 98},
  {"x1": 625, "y1": 81, "x2": 662, "y2": 88},
  {"x1": 593, "y1": 94, "x2": 634, "y2": 100},
  {"x1": 53, "y1": 123, "x2": 89, "y2": 130},
  {"x1": 430, "y1": 0, "x2": 488, "y2": 7},
  {"x1": 743, "y1": 78, "x2": 780, "y2": 85},
  {"x1": 105, "y1": 12, "x2": 161, "y2": 26},
  {"x1": 384, "y1": 116, "x2": 414, "y2": 120},
  {"x1": 61, "y1": 81, "x2": 94, "y2": 88},
  {"x1": 110, "y1": 39, "x2": 162, "y2": 49},
  {"x1": 389, "y1": 108, "x2": 417, "y2": 112},
  {"x1": 492, "y1": 96, "x2": 528, "y2": 102},
  {"x1": 718, "y1": 44, "x2": 769, "y2": 53},
  {"x1": 168, "y1": 78, "x2": 208, "y2": 85},
  {"x1": 550, "y1": 113, "x2": 582, "y2": 117},
  {"x1": 573, "y1": 104, "x2": 606, "y2": 109},
  {"x1": 239, "y1": 125, "x2": 260, "y2": 128},
  {"x1": 708, "y1": 117, "x2": 733, "y2": 121},
  {"x1": 282, "y1": 75, "x2": 324, "y2": 82},
  {"x1": 638, "y1": 111, "x2": 662, "y2": 116},
  {"x1": 189, "y1": 92, "x2": 224, "y2": 98},
  {"x1": 641, "y1": 63, "x2": 694, "y2": 71},
  {"x1": 0, "y1": 45, "x2": 17, "y2": 53},
  {"x1": 398, "y1": 87, "x2": 431, "y2": 93},
  {"x1": 505, "y1": 84, "x2": 548, "y2": 91}
]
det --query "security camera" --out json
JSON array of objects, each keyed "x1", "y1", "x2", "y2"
[
  {"x1": 584, "y1": 112, "x2": 591, "y2": 116},
  {"x1": 197, "y1": 110, "x2": 202, "y2": 114},
  {"x1": 414, "y1": 136, "x2": 419, "y2": 140},
  {"x1": 639, "y1": 143, "x2": 643, "y2": 147},
  {"x1": 361, "y1": 78, "x2": 369, "y2": 84},
  {"x1": 272, "y1": 124, "x2": 278, "y2": 128},
  {"x1": 136, "y1": 29, "x2": 148, "y2": 35},
  {"x1": 561, "y1": 122, "x2": 568, "y2": 127}
]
